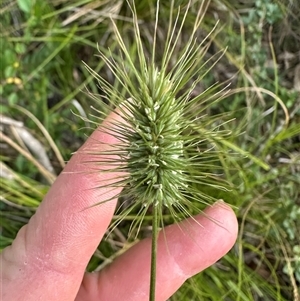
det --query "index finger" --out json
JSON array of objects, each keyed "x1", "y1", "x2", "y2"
[{"x1": 1, "y1": 110, "x2": 125, "y2": 301}]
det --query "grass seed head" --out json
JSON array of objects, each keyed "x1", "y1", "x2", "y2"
[{"x1": 85, "y1": 0, "x2": 233, "y2": 228}]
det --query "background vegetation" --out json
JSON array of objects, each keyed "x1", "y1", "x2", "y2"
[{"x1": 1, "y1": 0, "x2": 299, "y2": 300}]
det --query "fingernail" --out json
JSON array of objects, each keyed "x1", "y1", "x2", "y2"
[
  {"x1": 213, "y1": 199, "x2": 224, "y2": 205},
  {"x1": 212, "y1": 199, "x2": 230, "y2": 209}
]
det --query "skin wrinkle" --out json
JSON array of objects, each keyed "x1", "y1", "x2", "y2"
[{"x1": 1, "y1": 226, "x2": 27, "y2": 281}]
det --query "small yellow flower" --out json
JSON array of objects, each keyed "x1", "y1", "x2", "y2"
[{"x1": 6, "y1": 77, "x2": 23, "y2": 87}]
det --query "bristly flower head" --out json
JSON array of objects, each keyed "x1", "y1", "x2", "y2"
[{"x1": 85, "y1": 0, "x2": 232, "y2": 230}]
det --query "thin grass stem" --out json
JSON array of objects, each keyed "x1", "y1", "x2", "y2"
[{"x1": 150, "y1": 203, "x2": 159, "y2": 301}]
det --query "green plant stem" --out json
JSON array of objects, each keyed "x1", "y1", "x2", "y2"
[{"x1": 150, "y1": 203, "x2": 159, "y2": 301}]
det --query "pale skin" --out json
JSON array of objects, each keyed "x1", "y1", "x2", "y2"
[{"x1": 0, "y1": 110, "x2": 238, "y2": 301}]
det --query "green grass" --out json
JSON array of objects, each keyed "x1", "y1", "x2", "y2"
[{"x1": 1, "y1": 0, "x2": 299, "y2": 300}]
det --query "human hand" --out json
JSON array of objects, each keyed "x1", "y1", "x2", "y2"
[{"x1": 0, "y1": 110, "x2": 238, "y2": 301}]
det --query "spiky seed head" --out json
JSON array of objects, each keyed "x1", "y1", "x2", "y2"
[
  {"x1": 123, "y1": 67, "x2": 186, "y2": 208},
  {"x1": 84, "y1": 0, "x2": 234, "y2": 231}
]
